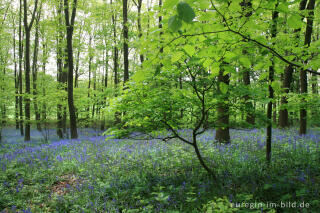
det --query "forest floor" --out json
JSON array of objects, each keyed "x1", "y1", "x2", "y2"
[{"x1": 0, "y1": 128, "x2": 320, "y2": 212}]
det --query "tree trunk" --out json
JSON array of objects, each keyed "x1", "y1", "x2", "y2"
[
  {"x1": 215, "y1": 64, "x2": 230, "y2": 143},
  {"x1": 32, "y1": 11, "x2": 41, "y2": 131},
  {"x1": 56, "y1": 0, "x2": 64, "y2": 139},
  {"x1": 41, "y1": 42, "x2": 47, "y2": 121},
  {"x1": 266, "y1": 6, "x2": 278, "y2": 163},
  {"x1": 243, "y1": 68, "x2": 255, "y2": 125},
  {"x1": 240, "y1": 0, "x2": 255, "y2": 125},
  {"x1": 23, "y1": 0, "x2": 39, "y2": 141},
  {"x1": 92, "y1": 68, "x2": 96, "y2": 119},
  {"x1": 101, "y1": 49, "x2": 108, "y2": 130},
  {"x1": 299, "y1": 0, "x2": 315, "y2": 135},
  {"x1": 86, "y1": 39, "x2": 92, "y2": 127},
  {"x1": 19, "y1": 0, "x2": 24, "y2": 136},
  {"x1": 13, "y1": 18, "x2": 19, "y2": 130},
  {"x1": 279, "y1": 0, "x2": 307, "y2": 128},
  {"x1": 279, "y1": 65, "x2": 293, "y2": 128},
  {"x1": 123, "y1": 0, "x2": 129, "y2": 84},
  {"x1": 111, "y1": 0, "x2": 120, "y2": 124},
  {"x1": 64, "y1": 0, "x2": 78, "y2": 139},
  {"x1": 136, "y1": 0, "x2": 144, "y2": 63},
  {"x1": 273, "y1": 102, "x2": 277, "y2": 124},
  {"x1": 192, "y1": 133, "x2": 216, "y2": 180}
]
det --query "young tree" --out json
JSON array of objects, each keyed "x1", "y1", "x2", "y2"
[
  {"x1": 23, "y1": 0, "x2": 39, "y2": 141},
  {"x1": 266, "y1": 2, "x2": 279, "y2": 163},
  {"x1": 32, "y1": 6, "x2": 42, "y2": 131},
  {"x1": 56, "y1": 0, "x2": 66, "y2": 138},
  {"x1": 279, "y1": 0, "x2": 307, "y2": 128},
  {"x1": 299, "y1": 0, "x2": 316, "y2": 135},
  {"x1": 18, "y1": 0, "x2": 24, "y2": 136},
  {"x1": 64, "y1": 0, "x2": 78, "y2": 139},
  {"x1": 122, "y1": 0, "x2": 129, "y2": 84},
  {"x1": 215, "y1": 65, "x2": 230, "y2": 143}
]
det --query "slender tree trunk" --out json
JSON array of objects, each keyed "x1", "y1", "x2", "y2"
[
  {"x1": 279, "y1": 65, "x2": 293, "y2": 128},
  {"x1": 56, "y1": 0, "x2": 64, "y2": 139},
  {"x1": 266, "y1": 6, "x2": 278, "y2": 163},
  {"x1": 123, "y1": 0, "x2": 129, "y2": 84},
  {"x1": 19, "y1": 0, "x2": 24, "y2": 136},
  {"x1": 159, "y1": 0, "x2": 163, "y2": 54},
  {"x1": 41, "y1": 42, "x2": 47, "y2": 121},
  {"x1": 273, "y1": 102, "x2": 277, "y2": 124},
  {"x1": 92, "y1": 68, "x2": 96, "y2": 119},
  {"x1": 1, "y1": 57, "x2": 7, "y2": 131},
  {"x1": 243, "y1": 68, "x2": 255, "y2": 125},
  {"x1": 24, "y1": 29, "x2": 31, "y2": 141},
  {"x1": 23, "y1": 0, "x2": 39, "y2": 141},
  {"x1": 74, "y1": 24, "x2": 82, "y2": 88},
  {"x1": 74, "y1": 50, "x2": 80, "y2": 88},
  {"x1": 192, "y1": 133, "x2": 216, "y2": 180},
  {"x1": 215, "y1": 64, "x2": 230, "y2": 143},
  {"x1": 86, "y1": 39, "x2": 92, "y2": 127},
  {"x1": 101, "y1": 49, "x2": 108, "y2": 130},
  {"x1": 111, "y1": 0, "x2": 120, "y2": 124},
  {"x1": 64, "y1": 0, "x2": 78, "y2": 139},
  {"x1": 299, "y1": 0, "x2": 316, "y2": 135},
  {"x1": 32, "y1": 11, "x2": 41, "y2": 131},
  {"x1": 135, "y1": 0, "x2": 144, "y2": 63},
  {"x1": 13, "y1": 19, "x2": 19, "y2": 130},
  {"x1": 240, "y1": 0, "x2": 255, "y2": 125},
  {"x1": 279, "y1": 0, "x2": 307, "y2": 128}
]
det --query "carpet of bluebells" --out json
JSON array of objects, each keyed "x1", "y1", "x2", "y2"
[{"x1": 0, "y1": 128, "x2": 320, "y2": 212}]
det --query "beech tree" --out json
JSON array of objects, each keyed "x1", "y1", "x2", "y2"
[
  {"x1": 64, "y1": 0, "x2": 78, "y2": 139},
  {"x1": 23, "y1": 0, "x2": 39, "y2": 141}
]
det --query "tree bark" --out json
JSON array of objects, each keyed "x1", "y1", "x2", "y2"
[
  {"x1": 111, "y1": 0, "x2": 120, "y2": 124},
  {"x1": 266, "y1": 5, "x2": 278, "y2": 163},
  {"x1": 123, "y1": 0, "x2": 129, "y2": 84},
  {"x1": 134, "y1": 0, "x2": 144, "y2": 63},
  {"x1": 299, "y1": 0, "x2": 315, "y2": 135},
  {"x1": 41, "y1": 40, "x2": 47, "y2": 121},
  {"x1": 64, "y1": 0, "x2": 78, "y2": 139},
  {"x1": 215, "y1": 64, "x2": 230, "y2": 143},
  {"x1": 23, "y1": 0, "x2": 39, "y2": 141},
  {"x1": 101, "y1": 49, "x2": 108, "y2": 130},
  {"x1": 18, "y1": 0, "x2": 24, "y2": 136},
  {"x1": 279, "y1": 65, "x2": 293, "y2": 128},
  {"x1": 240, "y1": 0, "x2": 255, "y2": 125},
  {"x1": 56, "y1": 0, "x2": 65, "y2": 139},
  {"x1": 13, "y1": 17, "x2": 19, "y2": 130},
  {"x1": 279, "y1": 0, "x2": 307, "y2": 128},
  {"x1": 86, "y1": 37, "x2": 92, "y2": 127},
  {"x1": 32, "y1": 10, "x2": 41, "y2": 131}
]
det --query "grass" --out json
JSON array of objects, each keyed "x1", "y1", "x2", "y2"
[{"x1": 0, "y1": 128, "x2": 319, "y2": 212}]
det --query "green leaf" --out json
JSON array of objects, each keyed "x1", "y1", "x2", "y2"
[
  {"x1": 183, "y1": 44, "x2": 196, "y2": 56},
  {"x1": 203, "y1": 58, "x2": 213, "y2": 68},
  {"x1": 211, "y1": 62, "x2": 220, "y2": 77},
  {"x1": 220, "y1": 82, "x2": 228, "y2": 94},
  {"x1": 177, "y1": 2, "x2": 196, "y2": 23},
  {"x1": 199, "y1": 0, "x2": 210, "y2": 10},
  {"x1": 171, "y1": 51, "x2": 184, "y2": 62},
  {"x1": 239, "y1": 56, "x2": 251, "y2": 68},
  {"x1": 164, "y1": 0, "x2": 179, "y2": 9},
  {"x1": 184, "y1": 44, "x2": 195, "y2": 56},
  {"x1": 168, "y1": 15, "x2": 182, "y2": 32},
  {"x1": 287, "y1": 14, "x2": 303, "y2": 29}
]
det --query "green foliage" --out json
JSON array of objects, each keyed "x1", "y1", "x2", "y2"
[
  {"x1": 168, "y1": 1, "x2": 195, "y2": 31},
  {"x1": 168, "y1": 15, "x2": 182, "y2": 32},
  {"x1": 177, "y1": 2, "x2": 196, "y2": 23},
  {"x1": 203, "y1": 197, "x2": 238, "y2": 213}
]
